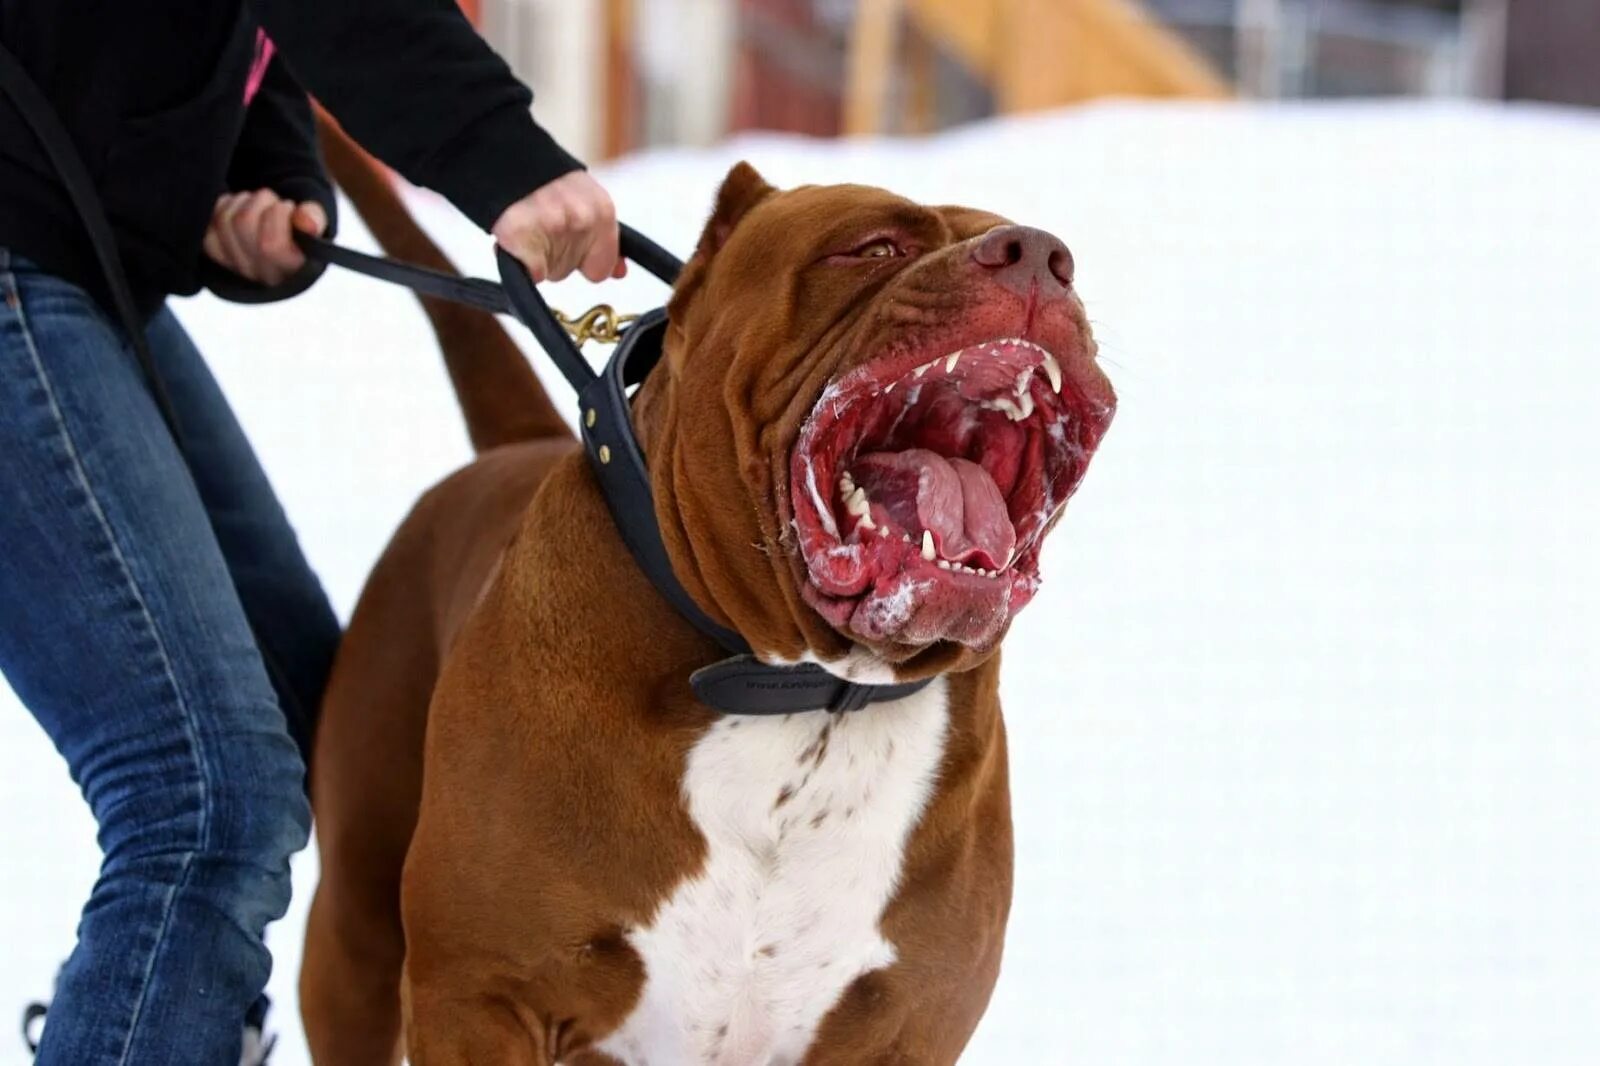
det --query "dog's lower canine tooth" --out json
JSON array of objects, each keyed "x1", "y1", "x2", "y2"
[
  {"x1": 921, "y1": 531, "x2": 936, "y2": 561},
  {"x1": 1043, "y1": 353, "x2": 1062, "y2": 393}
]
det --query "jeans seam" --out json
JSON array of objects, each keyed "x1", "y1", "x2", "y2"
[{"x1": 9, "y1": 288, "x2": 215, "y2": 1066}]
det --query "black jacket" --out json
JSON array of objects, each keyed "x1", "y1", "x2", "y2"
[{"x1": 0, "y1": 0, "x2": 580, "y2": 315}]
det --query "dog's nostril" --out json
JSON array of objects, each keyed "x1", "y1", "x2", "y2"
[
  {"x1": 1047, "y1": 248, "x2": 1074, "y2": 287},
  {"x1": 973, "y1": 228, "x2": 1026, "y2": 269}
]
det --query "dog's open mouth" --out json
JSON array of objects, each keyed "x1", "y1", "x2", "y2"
[{"x1": 790, "y1": 336, "x2": 1113, "y2": 647}]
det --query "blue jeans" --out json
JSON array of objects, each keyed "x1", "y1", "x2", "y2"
[{"x1": 0, "y1": 249, "x2": 339, "y2": 1065}]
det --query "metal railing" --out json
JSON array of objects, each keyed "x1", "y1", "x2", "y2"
[{"x1": 1145, "y1": 0, "x2": 1508, "y2": 97}]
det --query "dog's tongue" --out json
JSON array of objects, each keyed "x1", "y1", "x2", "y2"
[{"x1": 855, "y1": 449, "x2": 1016, "y2": 569}]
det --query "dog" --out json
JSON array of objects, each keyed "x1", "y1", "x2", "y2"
[{"x1": 299, "y1": 121, "x2": 1115, "y2": 1065}]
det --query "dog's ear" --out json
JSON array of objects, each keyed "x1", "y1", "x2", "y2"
[
  {"x1": 667, "y1": 162, "x2": 776, "y2": 332},
  {"x1": 694, "y1": 162, "x2": 776, "y2": 260}
]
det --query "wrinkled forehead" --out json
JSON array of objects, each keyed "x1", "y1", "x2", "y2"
[{"x1": 724, "y1": 183, "x2": 1011, "y2": 260}]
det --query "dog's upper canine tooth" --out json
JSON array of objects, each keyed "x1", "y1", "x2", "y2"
[
  {"x1": 921, "y1": 530, "x2": 936, "y2": 561},
  {"x1": 1043, "y1": 353, "x2": 1062, "y2": 393}
]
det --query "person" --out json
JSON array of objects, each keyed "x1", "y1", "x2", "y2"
[{"x1": 0, "y1": 2, "x2": 619, "y2": 1063}]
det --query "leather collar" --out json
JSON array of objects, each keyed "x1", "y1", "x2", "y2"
[{"x1": 572, "y1": 307, "x2": 933, "y2": 715}]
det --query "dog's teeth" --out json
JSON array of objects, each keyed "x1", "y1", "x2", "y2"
[
  {"x1": 903, "y1": 532, "x2": 912, "y2": 544},
  {"x1": 937, "y1": 559, "x2": 951, "y2": 570},
  {"x1": 914, "y1": 362, "x2": 933, "y2": 378},
  {"x1": 858, "y1": 512, "x2": 876, "y2": 531},
  {"x1": 885, "y1": 381, "x2": 897, "y2": 394},
  {"x1": 1042, "y1": 353, "x2": 1062, "y2": 393},
  {"x1": 945, "y1": 353, "x2": 961, "y2": 373},
  {"x1": 921, "y1": 531, "x2": 936, "y2": 561}
]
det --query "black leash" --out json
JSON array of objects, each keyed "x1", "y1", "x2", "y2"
[{"x1": 1, "y1": 41, "x2": 929, "y2": 717}]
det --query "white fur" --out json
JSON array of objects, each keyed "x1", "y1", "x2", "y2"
[{"x1": 595, "y1": 679, "x2": 950, "y2": 1065}]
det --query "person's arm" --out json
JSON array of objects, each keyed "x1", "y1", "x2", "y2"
[
  {"x1": 250, "y1": 0, "x2": 616, "y2": 280},
  {"x1": 200, "y1": 53, "x2": 337, "y2": 302}
]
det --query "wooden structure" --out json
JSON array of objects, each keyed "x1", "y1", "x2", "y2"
[{"x1": 846, "y1": 0, "x2": 1232, "y2": 135}]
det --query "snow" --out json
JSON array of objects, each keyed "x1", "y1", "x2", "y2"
[{"x1": 4, "y1": 99, "x2": 1600, "y2": 1064}]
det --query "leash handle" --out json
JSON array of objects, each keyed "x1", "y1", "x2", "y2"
[
  {"x1": 295, "y1": 224, "x2": 682, "y2": 395},
  {"x1": 296, "y1": 232, "x2": 513, "y2": 315},
  {"x1": 494, "y1": 224, "x2": 682, "y2": 392}
]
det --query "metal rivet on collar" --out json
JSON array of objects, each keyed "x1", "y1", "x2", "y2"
[
  {"x1": 585, "y1": 408, "x2": 597, "y2": 428},
  {"x1": 598, "y1": 445, "x2": 612, "y2": 464}
]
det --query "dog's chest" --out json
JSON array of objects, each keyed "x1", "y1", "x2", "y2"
[{"x1": 595, "y1": 679, "x2": 950, "y2": 1066}]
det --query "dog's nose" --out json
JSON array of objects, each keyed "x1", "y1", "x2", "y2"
[{"x1": 971, "y1": 225, "x2": 1074, "y2": 295}]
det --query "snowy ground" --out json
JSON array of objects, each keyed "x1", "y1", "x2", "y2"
[{"x1": 4, "y1": 100, "x2": 1599, "y2": 1065}]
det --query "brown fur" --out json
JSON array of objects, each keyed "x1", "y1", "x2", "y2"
[{"x1": 301, "y1": 126, "x2": 1108, "y2": 1063}]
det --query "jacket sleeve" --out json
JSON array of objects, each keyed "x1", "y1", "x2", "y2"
[
  {"x1": 201, "y1": 54, "x2": 338, "y2": 304},
  {"x1": 248, "y1": 0, "x2": 581, "y2": 232}
]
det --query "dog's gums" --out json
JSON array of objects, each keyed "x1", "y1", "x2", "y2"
[{"x1": 791, "y1": 333, "x2": 1114, "y2": 648}]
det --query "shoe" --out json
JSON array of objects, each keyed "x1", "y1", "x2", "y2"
[
  {"x1": 20, "y1": 997, "x2": 276, "y2": 1063},
  {"x1": 21, "y1": 1001, "x2": 46, "y2": 1055},
  {"x1": 241, "y1": 996, "x2": 278, "y2": 1066}
]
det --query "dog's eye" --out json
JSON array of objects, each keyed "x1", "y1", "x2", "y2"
[{"x1": 851, "y1": 237, "x2": 904, "y2": 260}]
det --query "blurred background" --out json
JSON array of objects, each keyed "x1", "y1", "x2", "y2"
[{"x1": 454, "y1": 0, "x2": 1595, "y2": 159}]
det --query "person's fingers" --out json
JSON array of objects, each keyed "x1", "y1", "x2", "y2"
[
  {"x1": 231, "y1": 189, "x2": 280, "y2": 265},
  {"x1": 291, "y1": 201, "x2": 328, "y2": 237},
  {"x1": 217, "y1": 190, "x2": 275, "y2": 279},
  {"x1": 578, "y1": 215, "x2": 621, "y2": 284},
  {"x1": 493, "y1": 200, "x2": 553, "y2": 282},
  {"x1": 491, "y1": 174, "x2": 626, "y2": 285},
  {"x1": 213, "y1": 193, "x2": 256, "y2": 276},
  {"x1": 542, "y1": 187, "x2": 588, "y2": 282},
  {"x1": 256, "y1": 200, "x2": 303, "y2": 282}
]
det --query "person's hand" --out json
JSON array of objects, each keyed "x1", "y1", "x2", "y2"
[
  {"x1": 492, "y1": 171, "x2": 626, "y2": 284},
  {"x1": 202, "y1": 189, "x2": 327, "y2": 285}
]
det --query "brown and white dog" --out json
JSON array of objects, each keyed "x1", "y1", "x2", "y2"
[{"x1": 300, "y1": 123, "x2": 1115, "y2": 1066}]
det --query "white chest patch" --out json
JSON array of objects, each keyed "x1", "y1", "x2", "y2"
[{"x1": 595, "y1": 678, "x2": 950, "y2": 1066}]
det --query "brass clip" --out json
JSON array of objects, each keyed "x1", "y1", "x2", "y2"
[{"x1": 552, "y1": 304, "x2": 638, "y2": 347}]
